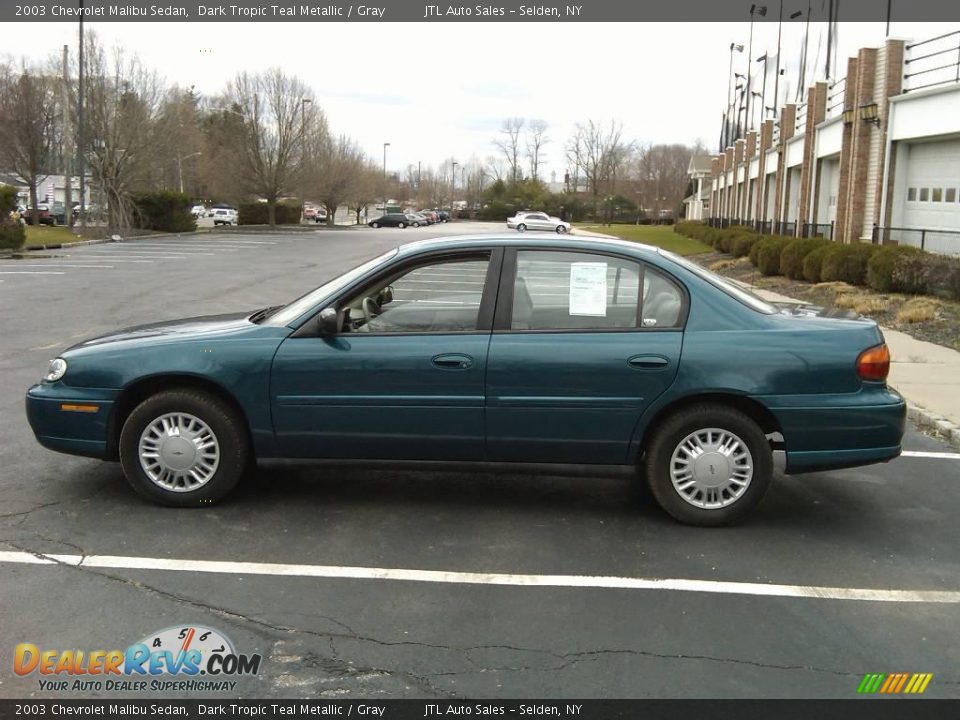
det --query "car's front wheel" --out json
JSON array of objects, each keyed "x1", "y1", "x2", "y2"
[
  {"x1": 643, "y1": 404, "x2": 772, "y2": 526},
  {"x1": 556, "y1": 225, "x2": 568, "y2": 234},
  {"x1": 370, "y1": 222, "x2": 379, "y2": 228},
  {"x1": 119, "y1": 389, "x2": 250, "y2": 507},
  {"x1": 398, "y1": 222, "x2": 407, "y2": 229},
  {"x1": 517, "y1": 223, "x2": 527, "y2": 232}
]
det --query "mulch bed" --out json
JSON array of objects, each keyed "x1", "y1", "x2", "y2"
[{"x1": 692, "y1": 251, "x2": 960, "y2": 352}]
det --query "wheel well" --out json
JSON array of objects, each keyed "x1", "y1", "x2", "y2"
[
  {"x1": 637, "y1": 393, "x2": 784, "y2": 457},
  {"x1": 106, "y1": 375, "x2": 254, "y2": 461}
]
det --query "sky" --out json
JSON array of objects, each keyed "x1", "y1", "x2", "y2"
[{"x1": 1, "y1": 20, "x2": 955, "y2": 181}]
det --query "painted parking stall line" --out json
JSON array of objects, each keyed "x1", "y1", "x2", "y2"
[
  {"x1": 901, "y1": 450, "x2": 960, "y2": 460},
  {"x1": 2, "y1": 550, "x2": 960, "y2": 604}
]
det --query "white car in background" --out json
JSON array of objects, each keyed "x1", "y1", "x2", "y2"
[
  {"x1": 190, "y1": 204, "x2": 207, "y2": 218},
  {"x1": 507, "y1": 211, "x2": 571, "y2": 234},
  {"x1": 211, "y1": 207, "x2": 238, "y2": 226}
]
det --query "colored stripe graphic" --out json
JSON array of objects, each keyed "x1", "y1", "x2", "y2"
[{"x1": 858, "y1": 673, "x2": 932, "y2": 694}]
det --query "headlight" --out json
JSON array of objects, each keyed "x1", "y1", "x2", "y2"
[{"x1": 44, "y1": 358, "x2": 68, "y2": 382}]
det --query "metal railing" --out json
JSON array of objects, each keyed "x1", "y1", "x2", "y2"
[
  {"x1": 904, "y1": 31, "x2": 960, "y2": 94},
  {"x1": 800, "y1": 222, "x2": 834, "y2": 240},
  {"x1": 826, "y1": 77, "x2": 846, "y2": 118},
  {"x1": 872, "y1": 225, "x2": 960, "y2": 255}
]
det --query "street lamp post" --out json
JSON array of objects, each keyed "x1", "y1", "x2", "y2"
[
  {"x1": 726, "y1": 43, "x2": 744, "y2": 148},
  {"x1": 300, "y1": 98, "x2": 312, "y2": 222},
  {"x1": 177, "y1": 151, "x2": 202, "y2": 194},
  {"x1": 451, "y1": 161, "x2": 458, "y2": 215},
  {"x1": 746, "y1": 4, "x2": 768, "y2": 132},
  {"x1": 382, "y1": 142, "x2": 390, "y2": 216}
]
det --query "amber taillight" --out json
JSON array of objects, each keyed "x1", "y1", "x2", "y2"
[{"x1": 857, "y1": 343, "x2": 891, "y2": 382}]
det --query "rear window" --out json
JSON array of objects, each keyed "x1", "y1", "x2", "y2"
[{"x1": 661, "y1": 250, "x2": 777, "y2": 314}]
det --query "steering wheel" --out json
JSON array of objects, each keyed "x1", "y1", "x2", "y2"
[{"x1": 362, "y1": 296, "x2": 380, "y2": 327}]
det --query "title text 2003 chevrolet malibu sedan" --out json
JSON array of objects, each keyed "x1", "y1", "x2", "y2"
[{"x1": 26, "y1": 236, "x2": 905, "y2": 526}]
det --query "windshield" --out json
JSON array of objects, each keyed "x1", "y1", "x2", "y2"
[
  {"x1": 660, "y1": 250, "x2": 777, "y2": 315},
  {"x1": 265, "y1": 248, "x2": 399, "y2": 326}
]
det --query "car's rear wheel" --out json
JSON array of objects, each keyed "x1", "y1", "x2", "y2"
[
  {"x1": 371, "y1": 222, "x2": 379, "y2": 228},
  {"x1": 398, "y1": 222, "x2": 406, "y2": 229},
  {"x1": 517, "y1": 223, "x2": 527, "y2": 232},
  {"x1": 556, "y1": 225, "x2": 568, "y2": 234},
  {"x1": 644, "y1": 404, "x2": 772, "y2": 526},
  {"x1": 119, "y1": 389, "x2": 250, "y2": 507}
]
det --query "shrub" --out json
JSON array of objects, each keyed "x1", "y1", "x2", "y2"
[
  {"x1": 756, "y1": 237, "x2": 794, "y2": 275},
  {"x1": 890, "y1": 252, "x2": 960, "y2": 297},
  {"x1": 732, "y1": 234, "x2": 760, "y2": 258},
  {"x1": 820, "y1": 243, "x2": 879, "y2": 285},
  {"x1": 895, "y1": 297, "x2": 941, "y2": 324},
  {"x1": 0, "y1": 221, "x2": 25, "y2": 250},
  {"x1": 867, "y1": 245, "x2": 923, "y2": 293},
  {"x1": 802, "y1": 244, "x2": 833, "y2": 283},
  {"x1": 238, "y1": 202, "x2": 300, "y2": 225},
  {"x1": 132, "y1": 191, "x2": 196, "y2": 233},
  {"x1": 780, "y1": 238, "x2": 830, "y2": 280},
  {"x1": 0, "y1": 184, "x2": 19, "y2": 215}
]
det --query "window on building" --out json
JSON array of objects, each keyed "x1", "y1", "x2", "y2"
[
  {"x1": 932, "y1": 188, "x2": 943, "y2": 202},
  {"x1": 907, "y1": 188, "x2": 917, "y2": 201},
  {"x1": 947, "y1": 188, "x2": 958, "y2": 203},
  {"x1": 919, "y1": 188, "x2": 930, "y2": 202}
]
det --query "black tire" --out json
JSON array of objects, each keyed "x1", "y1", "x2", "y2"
[
  {"x1": 370, "y1": 222, "x2": 379, "y2": 228},
  {"x1": 517, "y1": 223, "x2": 527, "y2": 232},
  {"x1": 643, "y1": 403, "x2": 772, "y2": 526},
  {"x1": 556, "y1": 225, "x2": 568, "y2": 234},
  {"x1": 119, "y1": 389, "x2": 250, "y2": 507},
  {"x1": 412, "y1": 222, "x2": 420, "y2": 227},
  {"x1": 398, "y1": 222, "x2": 406, "y2": 229}
]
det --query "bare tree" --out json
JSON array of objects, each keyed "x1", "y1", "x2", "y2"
[
  {"x1": 525, "y1": 119, "x2": 549, "y2": 182},
  {"x1": 0, "y1": 59, "x2": 59, "y2": 224},
  {"x1": 306, "y1": 134, "x2": 366, "y2": 227},
  {"x1": 348, "y1": 162, "x2": 381, "y2": 225},
  {"x1": 634, "y1": 143, "x2": 696, "y2": 219},
  {"x1": 566, "y1": 120, "x2": 631, "y2": 218},
  {"x1": 493, "y1": 117, "x2": 524, "y2": 183},
  {"x1": 83, "y1": 37, "x2": 167, "y2": 234},
  {"x1": 224, "y1": 69, "x2": 315, "y2": 226}
]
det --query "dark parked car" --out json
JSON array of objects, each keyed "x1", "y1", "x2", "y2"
[
  {"x1": 368, "y1": 213, "x2": 413, "y2": 228},
  {"x1": 22, "y1": 205, "x2": 54, "y2": 225},
  {"x1": 25, "y1": 235, "x2": 905, "y2": 525}
]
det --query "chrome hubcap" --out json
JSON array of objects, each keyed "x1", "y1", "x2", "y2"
[
  {"x1": 138, "y1": 413, "x2": 220, "y2": 492},
  {"x1": 669, "y1": 428, "x2": 753, "y2": 510}
]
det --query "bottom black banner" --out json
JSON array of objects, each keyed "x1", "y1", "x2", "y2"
[{"x1": 1, "y1": 700, "x2": 959, "y2": 720}]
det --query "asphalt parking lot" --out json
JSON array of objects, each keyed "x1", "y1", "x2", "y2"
[{"x1": 1, "y1": 222, "x2": 959, "y2": 700}]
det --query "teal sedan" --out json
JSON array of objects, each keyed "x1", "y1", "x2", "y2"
[{"x1": 25, "y1": 235, "x2": 905, "y2": 526}]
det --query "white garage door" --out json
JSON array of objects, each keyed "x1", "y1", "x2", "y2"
[{"x1": 901, "y1": 138, "x2": 960, "y2": 253}]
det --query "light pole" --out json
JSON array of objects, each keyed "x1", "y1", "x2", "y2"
[
  {"x1": 382, "y1": 142, "x2": 390, "y2": 215},
  {"x1": 755, "y1": 53, "x2": 768, "y2": 130},
  {"x1": 77, "y1": 0, "x2": 86, "y2": 230},
  {"x1": 177, "y1": 151, "x2": 202, "y2": 194},
  {"x1": 746, "y1": 4, "x2": 767, "y2": 132},
  {"x1": 451, "y1": 161, "x2": 458, "y2": 214},
  {"x1": 300, "y1": 98, "x2": 312, "y2": 222},
  {"x1": 726, "y1": 43, "x2": 744, "y2": 148}
]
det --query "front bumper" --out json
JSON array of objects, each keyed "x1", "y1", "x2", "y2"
[
  {"x1": 759, "y1": 386, "x2": 907, "y2": 474},
  {"x1": 25, "y1": 383, "x2": 120, "y2": 460}
]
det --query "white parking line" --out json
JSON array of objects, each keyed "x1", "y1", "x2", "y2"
[
  {"x1": 901, "y1": 450, "x2": 960, "y2": 460},
  {"x1": 3, "y1": 264, "x2": 114, "y2": 269},
  {"x1": 59, "y1": 257, "x2": 154, "y2": 263},
  {"x1": 0, "y1": 271, "x2": 65, "y2": 275},
  {"x1": 1, "y1": 550, "x2": 957, "y2": 603}
]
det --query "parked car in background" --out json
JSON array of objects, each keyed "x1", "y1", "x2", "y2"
[
  {"x1": 419, "y1": 210, "x2": 439, "y2": 224},
  {"x1": 25, "y1": 235, "x2": 905, "y2": 525},
  {"x1": 436, "y1": 210, "x2": 450, "y2": 222},
  {"x1": 408, "y1": 213, "x2": 431, "y2": 227},
  {"x1": 190, "y1": 205, "x2": 207, "y2": 218},
  {"x1": 368, "y1": 213, "x2": 413, "y2": 228},
  {"x1": 22, "y1": 205, "x2": 54, "y2": 226},
  {"x1": 507, "y1": 211, "x2": 571, "y2": 234},
  {"x1": 303, "y1": 207, "x2": 328, "y2": 223},
  {"x1": 211, "y1": 207, "x2": 238, "y2": 226}
]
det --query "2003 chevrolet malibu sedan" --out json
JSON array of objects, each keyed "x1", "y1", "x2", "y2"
[{"x1": 26, "y1": 235, "x2": 906, "y2": 525}]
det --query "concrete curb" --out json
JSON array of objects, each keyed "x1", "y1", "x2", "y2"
[{"x1": 907, "y1": 403, "x2": 960, "y2": 450}]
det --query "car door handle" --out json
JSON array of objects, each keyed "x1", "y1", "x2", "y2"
[
  {"x1": 628, "y1": 355, "x2": 670, "y2": 369},
  {"x1": 432, "y1": 353, "x2": 474, "y2": 370}
]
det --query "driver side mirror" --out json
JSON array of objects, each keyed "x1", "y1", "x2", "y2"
[{"x1": 317, "y1": 307, "x2": 340, "y2": 335}]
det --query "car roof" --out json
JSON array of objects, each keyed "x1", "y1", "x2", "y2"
[{"x1": 394, "y1": 234, "x2": 661, "y2": 260}]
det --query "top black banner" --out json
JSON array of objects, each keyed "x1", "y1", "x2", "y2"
[{"x1": 4, "y1": 0, "x2": 960, "y2": 22}]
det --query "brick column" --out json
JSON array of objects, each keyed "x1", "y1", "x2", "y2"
[
  {"x1": 837, "y1": 49, "x2": 877, "y2": 242},
  {"x1": 773, "y1": 104, "x2": 797, "y2": 230},
  {"x1": 754, "y1": 119, "x2": 774, "y2": 222},
  {"x1": 742, "y1": 131, "x2": 757, "y2": 221},
  {"x1": 733, "y1": 139, "x2": 745, "y2": 222},
  {"x1": 724, "y1": 147, "x2": 735, "y2": 220},
  {"x1": 876, "y1": 38, "x2": 905, "y2": 231},
  {"x1": 797, "y1": 82, "x2": 828, "y2": 234},
  {"x1": 834, "y1": 57, "x2": 859, "y2": 243}
]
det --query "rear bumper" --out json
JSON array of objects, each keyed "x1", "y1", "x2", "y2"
[
  {"x1": 758, "y1": 386, "x2": 906, "y2": 474},
  {"x1": 25, "y1": 383, "x2": 119, "y2": 460}
]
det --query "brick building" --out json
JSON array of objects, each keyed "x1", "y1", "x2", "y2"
[{"x1": 706, "y1": 31, "x2": 960, "y2": 255}]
